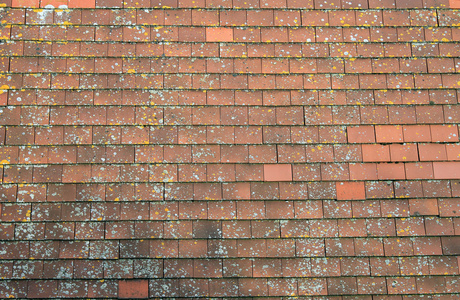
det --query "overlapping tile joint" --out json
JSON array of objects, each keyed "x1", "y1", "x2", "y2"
[{"x1": 0, "y1": 0, "x2": 460, "y2": 298}]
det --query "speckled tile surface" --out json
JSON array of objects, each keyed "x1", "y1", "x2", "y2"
[{"x1": 0, "y1": 0, "x2": 460, "y2": 298}]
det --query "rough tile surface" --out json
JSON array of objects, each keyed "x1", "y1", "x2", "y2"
[{"x1": 0, "y1": 0, "x2": 459, "y2": 298}]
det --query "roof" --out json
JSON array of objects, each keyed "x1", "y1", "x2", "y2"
[{"x1": 0, "y1": 0, "x2": 460, "y2": 298}]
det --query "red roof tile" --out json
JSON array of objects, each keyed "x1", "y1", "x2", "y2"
[{"x1": 1, "y1": 0, "x2": 460, "y2": 298}]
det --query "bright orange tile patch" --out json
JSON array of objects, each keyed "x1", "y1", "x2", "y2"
[
  {"x1": 68, "y1": 0, "x2": 95, "y2": 7},
  {"x1": 41, "y1": 0, "x2": 67, "y2": 7},
  {"x1": 206, "y1": 27, "x2": 233, "y2": 42},
  {"x1": 450, "y1": 0, "x2": 460, "y2": 8},
  {"x1": 336, "y1": 181, "x2": 366, "y2": 200},
  {"x1": 11, "y1": 0, "x2": 39, "y2": 7},
  {"x1": 433, "y1": 162, "x2": 460, "y2": 179},
  {"x1": 263, "y1": 164, "x2": 292, "y2": 181}
]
